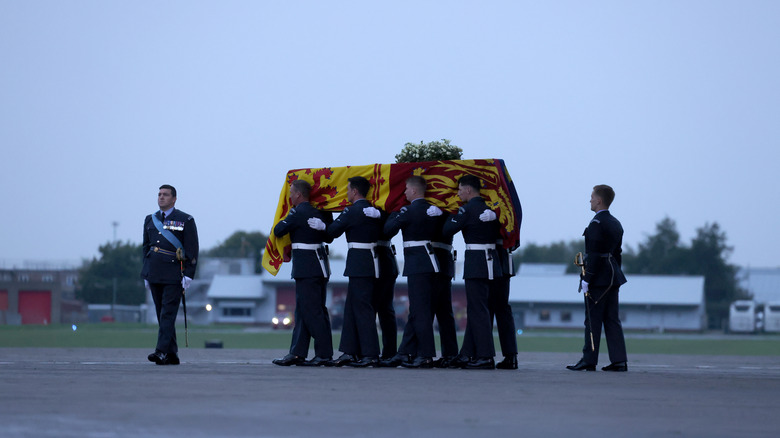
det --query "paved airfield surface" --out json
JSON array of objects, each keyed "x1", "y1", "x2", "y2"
[{"x1": 2, "y1": 348, "x2": 779, "y2": 438}]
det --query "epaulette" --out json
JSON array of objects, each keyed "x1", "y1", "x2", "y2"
[{"x1": 590, "y1": 218, "x2": 601, "y2": 224}]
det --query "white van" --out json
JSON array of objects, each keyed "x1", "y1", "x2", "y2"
[{"x1": 728, "y1": 300, "x2": 758, "y2": 333}]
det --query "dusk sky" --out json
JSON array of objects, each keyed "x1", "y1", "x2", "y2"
[{"x1": 2, "y1": 1, "x2": 778, "y2": 270}]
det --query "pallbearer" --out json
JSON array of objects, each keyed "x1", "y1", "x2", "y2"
[{"x1": 272, "y1": 180, "x2": 335, "y2": 367}]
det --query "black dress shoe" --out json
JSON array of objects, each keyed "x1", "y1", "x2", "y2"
[
  {"x1": 272, "y1": 354, "x2": 305, "y2": 366},
  {"x1": 602, "y1": 361, "x2": 628, "y2": 372},
  {"x1": 299, "y1": 356, "x2": 334, "y2": 367},
  {"x1": 148, "y1": 351, "x2": 161, "y2": 363},
  {"x1": 496, "y1": 355, "x2": 518, "y2": 370},
  {"x1": 401, "y1": 357, "x2": 434, "y2": 369},
  {"x1": 447, "y1": 355, "x2": 471, "y2": 369},
  {"x1": 378, "y1": 353, "x2": 410, "y2": 368},
  {"x1": 347, "y1": 356, "x2": 379, "y2": 367},
  {"x1": 167, "y1": 354, "x2": 180, "y2": 365},
  {"x1": 332, "y1": 353, "x2": 357, "y2": 367},
  {"x1": 150, "y1": 351, "x2": 180, "y2": 365},
  {"x1": 566, "y1": 359, "x2": 596, "y2": 371},
  {"x1": 432, "y1": 356, "x2": 455, "y2": 368},
  {"x1": 465, "y1": 357, "x2": 495, "y2": 370}
]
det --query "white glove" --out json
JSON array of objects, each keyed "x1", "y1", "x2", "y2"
[
  {"x1": 144, "y1": 280, "x2": 150, "y2": 291},
  {"x1": 426, "y1": 205, "x2": 443, "y2": 217},
  {"x1": 363, "y1": 206, "x2": 380, "y2": 218},
  {"x1": 479, "y1": 209, "x2": 497, "y2": 222},
  {"x1": 308, "y1": 217, "x2": 326, "y2": 230},
  {"x1": 182, "y1": 276, "x2": 192, "y2": 290},
  {"x1": 581, "y1": 280, "x2": 589, "y2": 294}
]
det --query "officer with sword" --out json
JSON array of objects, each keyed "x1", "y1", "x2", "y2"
[
  {"x1": 567, "y1": 184, "x2": 628, "y2": 372},
  {"x1": 142, "y1": 184, "x2": 199, "y2": 366}
]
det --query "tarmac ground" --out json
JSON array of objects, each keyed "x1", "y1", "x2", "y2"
[{"x1": 2, "y1": 348, "x2": 779, "y2": 438}]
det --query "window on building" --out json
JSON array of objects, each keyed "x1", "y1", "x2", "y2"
[
  {"x1": 42, "y1": 275, "x2": 54, "y2": 283},
  {"x1": 19, "y1": 274, "x2": 30, "y2": 282},
  {"x1": 539, "y1": 310, "x2": 551, "y2": 322},
  {"x1": 65, "y1": 276, "x2": 76, "y2": 286},
  {"x1": 560, "y1": 311, "x2": 572, "y2": 322},
  {"x1": 222, "y1": 307, "x2": 252, "y2": 317}
]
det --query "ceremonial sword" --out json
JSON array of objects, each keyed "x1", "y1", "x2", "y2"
[
  {"x1": 574, "y1": 252, "x2": 595, "y2": 352},
  {"x1": 177, "y1": 248, "x2": 189, "y2": 347}
]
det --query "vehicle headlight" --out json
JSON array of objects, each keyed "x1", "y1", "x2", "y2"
[
  {"x1": 283, "y1": 317, "x2": 291, "y2": 325},
  {"x1": 272, "y1": 317, "x2": 279, "y2": 324}
]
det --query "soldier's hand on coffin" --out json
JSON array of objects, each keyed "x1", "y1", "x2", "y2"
[
  {"x1": 479, "y1": 209, "x2": 497, "y2": 222},
  {"x1": 363, "y1": 206, "x2": 380, "y2": 218},
  {"x1": 426, "y1": 205, "x2": 443, "y2": 217},
  {"x1": 307, "y1": 217, "x2": 326, "y2": 230}
]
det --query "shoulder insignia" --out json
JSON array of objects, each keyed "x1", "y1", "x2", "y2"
[
  {"x1": 458, "y1": 207, "x2": 466, "y2": 214},
  {"x1": 590, "y1": 219, "x2": 601, "y2": 224},
  {"x1": 400, "y1": 206, "x2": 408, "y2": 214}
]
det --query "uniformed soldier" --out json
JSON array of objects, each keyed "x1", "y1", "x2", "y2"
[
  {"x1": 373, "y1": 208, "x2": 400, "y2": 360},
  {"x1": 430, "y1": 207, "x2": 459, "y2": 368},
  {"x1": 272, "y1": 180, "x2": 335, "y2": 367},
  {"x1": 491, "y1": 234, "x2": 519, "y2": 370},
  {"x1": 380, "y1": 176, "x2": 440, "y2": 368},
  {"x1": 443, "y1": 175, "x2": 502, "y2": 370},
  {"x1": 309, "y1": 176, "x2": 382, "y2": 367},
  {"x1": 142, "y1": 184, "x2": 199, "y2": 365},
  {"x1": 567, "y1": 184, "x2": 628, "y2": 372}
]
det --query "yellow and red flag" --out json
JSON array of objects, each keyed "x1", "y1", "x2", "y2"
[{"x1": 262, "y1": 159, "x2": 522, "y2": 276}]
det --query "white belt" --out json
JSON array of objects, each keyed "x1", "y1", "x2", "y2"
[
  {"x1": 402, "y1": 240, "x2": 439, "y2": 273},
  {"x1": 348, "y1": 242, "x2": 380, "y2": 278},
  {"x1": 291, "y1": 243, "x2": 328, "y2": 277},
  {"x1": 465, "y1": 243, "x2": 495, "y2": 280}
]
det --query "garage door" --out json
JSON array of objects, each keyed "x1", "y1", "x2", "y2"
[{"x1": 19, "y1": 290, "x2": 52, "y2": 324}]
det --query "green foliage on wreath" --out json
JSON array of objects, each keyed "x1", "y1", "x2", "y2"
[{"x1": 395, "y1": 139, "x2": 463, "y2": 163}]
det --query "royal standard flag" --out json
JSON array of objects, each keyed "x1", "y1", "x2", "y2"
[{"x1": 262, "y1": 159, "x2": 522, "y2": 275}]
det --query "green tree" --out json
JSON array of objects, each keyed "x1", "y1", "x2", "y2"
[
  {"x1": 77, "y1": 241, "x2": 145, "y2": 305},
  {"x1": 623, "y1": 218, "x2": 749, "y2": 328},
  {"x1": 204, "y1": 230, "x2": 268, "y2": 273},
  {"x1": 395, "y1": 139, "x2": 463, "y2": 163}
]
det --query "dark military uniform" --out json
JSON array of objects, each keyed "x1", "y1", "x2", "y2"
[
  {"x1": 443, "y1": 196, "x2": 502, "y2": 361},
  {"x1": 374, "y1": 208, "x2": 399, "y2": 359},
  {"x1": 384, "y1": 198, "x2": 440, "y2": 360},
  {"x1": 141, "y1": 208, "x2": 199, "y2": 357},
  {"x1": 431, "y1": 216, "x2": 459, "y2": 360},
  {"x1": 273, "y1": 202, "x2": 334, "y2": 360},
  {"x1": 328, "y1": 198, "x2": 382, "y2": 358},
  {"x1": 490, "y1": 238, "x2": 518, "y2": 358},
  {"x1": 581, "y1": 210, "x2": 628, "y2": 365}
]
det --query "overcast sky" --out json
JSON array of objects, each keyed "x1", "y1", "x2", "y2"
[{"x1": 1, "y1": 1, "x2": 778, "y2": 270}]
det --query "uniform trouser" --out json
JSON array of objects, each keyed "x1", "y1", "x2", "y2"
[
  {"x1": 150, "y1": 282, "x2": 182, "y2": 355},
  {"x1": 339, "y1": 276, "x2": 380, "y2": 357},
  {"x1": 459, "y1": 279, "x2": 495, "y2": 359},
  {"x1": 582, "y1": 287, "x2": 627, "y2": 365},
  {"x1": 290, "y1": 277, "x2": 333, "y2": 359},
  {"x1": 489, "y1": 276, "x2": 518, "y2": 356},
  {"x1": 433, "y1": 274, "x2": 459, "y2": 358},
  {"x1": 372, "y1": 275, "x2": 398, "y2": 358},
  {"x1": 397, "y1": 273, "x2": 437, "y2": 358}
]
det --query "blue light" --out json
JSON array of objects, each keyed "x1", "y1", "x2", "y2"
[
  {"x1": 72, "y1": 325, "x2": 77, "y2": 331},
  {"x1": 516, "y1": 329, "x2": 523, "y2": 335}
]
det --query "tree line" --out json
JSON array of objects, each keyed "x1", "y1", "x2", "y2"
[{"x1": 517, "y1": 217, "x2": 750, "y2": 328}]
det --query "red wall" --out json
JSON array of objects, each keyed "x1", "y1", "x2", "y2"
[
  {"x1": 0, "y1": 290, "x2": 8, "y2": 311},
  {"x1": 19, "y1": 290, "x2": 51, "y2": 324}
]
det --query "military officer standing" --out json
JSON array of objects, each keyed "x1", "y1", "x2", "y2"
[
  {"x1": 272, "y1": 180, "x2": 335, "y2": 367},
  {"x1": 309, "y1": 176, "x2": 383, "y2": 367},
  {"x1": 381, "y1": 176, "x2": 440, "y2": 368},
  {"x1": 142, "y1": 184, "x2": 199, "y2": 365},
  {"x1": 443, "y1": 175, "x2": 502, "y2": 370},
  {"x1": 567, "y1": 184, "x2": 628, "y2": 372}
]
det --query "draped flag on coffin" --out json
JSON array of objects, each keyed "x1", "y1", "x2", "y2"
[{"x1": 262, "y1": 158, "x2": 522, "y2": 276}]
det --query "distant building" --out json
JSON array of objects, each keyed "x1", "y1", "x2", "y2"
[
  {"x1": 201, "y1": 260, "x2": 706, "y2": 332},
  {"x1": 0, "y1": 264, "x2": 82, "y2": 325},
  {"x1": 739, "y1": 267, "x2": 780, "y2": 303}
]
